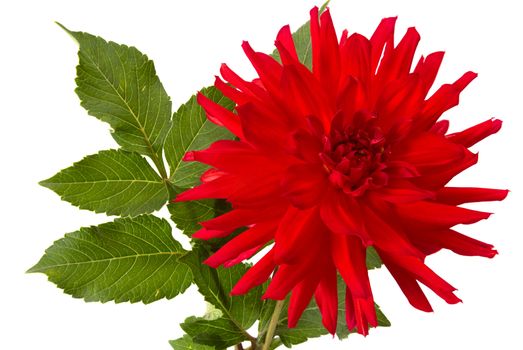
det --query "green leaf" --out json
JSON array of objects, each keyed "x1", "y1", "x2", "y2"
[
  {"x1": 28, "y1": 215, "x2": 192, "y2": 304},
  {"x1": 169, "y1": 335, "x2": 215, "y2": 350},
  {"x1": 181, "y1": 316, "x2": 245, "y2": 350},
  {"x1": 259, "y1": 275, "x2": 390, "y2": 347},
  {"x1": 366, "y1": 246, "x2": 383, "y2": 270},
  {"x1": 165, "y1": 87, "x2": 235, "y2": 187},
  {"x1": 40, "y1": 149, "x2": 169, "y2": 217},
  {"x1": 271, "y1": 1, "x2": 330, "y2": 69},
  {"x1": 168, "y1": 198, "x2": 230, "y2": 237},
  {"x1": 179, "y1": 245, "x2": 263, "y2": 347},
  {"x1": 59, "y1": 23, "x2": 171, "y2": 175}
]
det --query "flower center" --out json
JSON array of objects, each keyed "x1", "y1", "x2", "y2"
[{"x1": 320, "y1": 117, "x2": 389, "y2": 195}]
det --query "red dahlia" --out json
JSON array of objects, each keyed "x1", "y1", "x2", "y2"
[{"x1": 176, "y1": 7, "x2": 507, "y2": 336}]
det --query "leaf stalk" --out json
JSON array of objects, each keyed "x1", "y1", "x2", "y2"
[{"x1": 262, "y1": 300, "x2": 285, "y2": 350}]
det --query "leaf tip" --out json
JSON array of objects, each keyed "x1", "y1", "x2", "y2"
[
  {"x1": 26, "y1": 263, "x2": 42, "y2": 274},
  {"x1": 319, "y1": 0, "x2": 331, "y2": 13},
  {"x1": 54, "y1": 22, "x2": 79, "y2": 43}
]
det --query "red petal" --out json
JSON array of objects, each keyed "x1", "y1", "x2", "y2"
[
  {"x1": 275, "y1": 25, "x2": 299, "y2": 64},
  {"x1": 236, "y1": 102, "x2": 289, "y2": 151},
  {"x1": 314, "y1": 265, "x2": 339, "y2": 335},
  {"x1": 282, "y1": 163, "x2": 327, "y2": 208},
  {"x1": 447, "y1": 118, "x2": 502, "y2": 148},
  {"x1": 415, "y1": 71, "x2": 477, "y2": 131},
  {"x1": 378, "y1": 27, "x2": 420, "y2": 83},
  {"x1": 396, "y1": 201, "x2": 491, "y2": 228},
  {"x1": 202, "y1": 207, "x2": 284, "y2": 232},
  {"x1": 336, "y1": 76, "x2": 367, "y2": 129},
  {"x1": 242, "y1": 41, "x2": 283, "y2": 96},
  {"x1": 378, "y1": 179, "x2": 435, "y2": 203},
  {"x1": 414, "y1": 51, "x2": 445, "y2": 96},
  {"x1": 231, "y1": 249, "x2": 276, "y2": 295},
  {"x1": 273, "y1": 207, "x2": 324, "y2": 264},
  {"x1": 344, "y1": 287, "x2": 357, "y2": 331},
  {"x1": 214, "y1": 75, "x2": 249, "y2": 105},
  {"x1": 385, "y1": 254, "x2": 461, "y2": 305},
  {"x1": 290, "y1": 129, "x2": 323, "y2": 163},
  {"x1": 192, "y1": 228, "x2": 231, "y2": 240},
  {"x1": 320, "y1": 188, "x2": 369, "y2": 242},
  {"x1": 370, "y1": 17, "x2": 397, "y2": 74},
  {"x1": 175, "y1": 174, "x2": 237, "y2": 202},
  {"x1": 264, "y1": 263, "x2": 315, "y2": 300},
  {"x1": 280, "y1": 63, "x2": 333, "y2": 128},
  {"x1": 361, "y1": 203, "x2": 424, "y2": 258},
  {"x1": 204, "y1": 222, "x2": 276, "y2": 268},
  {"x1": 430, "y1": 119, "x2": 450, "y2": 135},
  {"x1": 375, "y1": 74, "x2": 424, "y2": 133},
  {"x1": 200, "y1": 168, "x2": 226, "y2": 183},
  {"x1": 412, "y1": 151, "x2": 478, "y2": 189},
  {"x1": 419, "y1": 229, "x2": 497, "y2": 258},
  {"x1": 436, "y1": 187, "x2": 509, "y2": 205},
  {"x1": 392, "y1": 132, "x2": 467, "y2": 171},
  {"x1": 223, "y1": 244, "x2": 264, "y2": 268},
  {"x1": 220, "y1": 63, "x2": 268, "y2": 99},
  {"x1": 331, "y1": 233, "x2": 377, "y2": 335},
  {"x1": 381, "y1": 254, "x2": 433, "y2": 312},
  {"x1": 316, "y1": 9, "x2": 341, "y2": 96},
  {"x1": 288, "y1": 277, "x2": 320, "y2": 328},
  {"x1": 197, "y1": 92, "x2": 244, "y2": 138},
  {"x1": 339, "y1": 33, "x2": 371, "y2": 87}
]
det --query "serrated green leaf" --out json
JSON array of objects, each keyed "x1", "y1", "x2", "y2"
[
  {"x1": 259, "y1": 275, "x2": 390, "y2": 347},
  {"x1": 59, "y1": 23, "x2": 171, "y2": 174},
  {"x1": 181, "y1": 316, "x2": 244, "y2": 350},
  {"x1": 40, "y1": 149, "x2": 168, "y2": 216},
  {"x1": 271, "y1": 1, "x2": 329, "y2": 69},
  {"x1": 28, "y1": 215, "x2": 192, "y2": 304},
  {"x1": 169, "y1": 335, "x2": 215, "y2": 350},
  {"x1": 366, "y1": 246, "x2": 383, "y2": 270},
  {"x1": 179, "y1": 246, "x2": 263, "y2": 347},
  {"x1": 168, "y1": 198, "x2": 230, "y2": 237},
  {"x1": 165, "y1": 87, "x2": 235, "y2": 187}
]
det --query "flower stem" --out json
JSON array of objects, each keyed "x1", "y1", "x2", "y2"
[{"x1": 262, "y1": 300, "x2": 285, "y2": 350}]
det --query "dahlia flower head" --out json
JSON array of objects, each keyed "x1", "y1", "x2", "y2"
[{"x1": 176, "y1": 7, "x2": 506, "y2": 336}]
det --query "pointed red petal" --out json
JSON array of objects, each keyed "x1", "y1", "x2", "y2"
[
  {"x1": 275, "y1": 24, "x2": 299, "y2": 64},
  {"x1": 414, "y1": 51, "x2": 445, "y2": 96},
  {"x1": 231, "y1": 249, "x2": 276, "y2": 295},
  {"x1": 447, "y1": 118, "x2": 502, "y2": 148},
  {"x1": 386, "y1": 254, "x2": 461, "y2": 305},
  {"x1": 197, "y1": 92, "x2": 244, "y2": 138},
  {"x1": 204, "y1": 222, "x2": 276, "y2": 268},
  {"x1": 396, "y1": 201, "x2": 491, "y2": 228},
  {"x1": 436, "y1": 187, "x2": 509, "y2": 205},
  {"x1": 381, "y1": 253, "x2": 433, "y2": 312},
  {"x1": 331, "y1": 233, "x2": 377, "y2": 335},
  {"x1": 282, "y1": 163, "x2": 327, "y2": 208},
  {"x1": 314, "y1": 265, "x2": 339, "y2": 335},
  {"x1": 192, "y1": 227, "x2": 231, "y2": 240},
  {"x1": 288, "y1": 277, "x2": 319, "y2": 328},
  {"x1": 320, "y1": 188, "x2": 369, "y2": 242},
  {"x1": 421, "y1": 229, "x2": 497, "y2": 258},
  {"x1": 273, "y1": 207, "x2": 324, "y2": 264},
  {"x1": 378, "y1": 27, "x2": 420, "y2": 82},
  {"x1": 415, "y1": 71, "x2": 477, "y2": 131},
  {"x1": 370, "y1": 17, "x2": 397, "y2": 74},
  {"x1": 242, "y1": 41, "x2": 282, "y2": 96},
  {"x1": 339, "y1": 33, "x2": 371, "y2": 86}
]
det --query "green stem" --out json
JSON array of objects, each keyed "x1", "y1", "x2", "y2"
[
  {"x1": 151, "y1": 151, "x2": 168, "y2": 180},
  {"x1": 262, "y1": 300, "x2": 284, "y2": 350}
]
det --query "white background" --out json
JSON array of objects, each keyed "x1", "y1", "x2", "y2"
[{"x1": 1, "y1": 0, "x2": 521, "y2": 349}]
